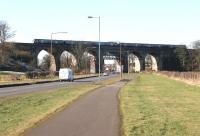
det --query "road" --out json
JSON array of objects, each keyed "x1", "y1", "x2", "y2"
[
  {"x1": 25, "y1": 81, "x2": 126, "y2": 136},
  {"x1": 0, "y1": 74, "x2": 117, "y2": 97}
]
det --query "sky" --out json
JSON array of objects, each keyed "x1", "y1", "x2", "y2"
[{"x1": 0, "y1": 0, "x2": 200, "y2": 46}]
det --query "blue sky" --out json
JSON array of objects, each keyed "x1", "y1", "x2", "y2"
[{"x1": 0, "y1": 0, "x2": 200, "y2": 45}]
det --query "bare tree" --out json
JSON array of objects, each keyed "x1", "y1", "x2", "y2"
[
  {"x1": 40, "y1": 55, "x2": 51, "y2": 71},
  {"x1": 192, "y1": 40, "x2": 200, "y2": 49},
  {"x1": 0, "y1": 21, "x2": 15, "y2": 44},
  {"x1": 60, "y1": 51, "x2": 78, "y2": 71},
  {"x1": 71, "y1": 43, "x2": 87, "y2": 73},
  {"x1": 191, "y1": 40, "x2": 200, "y2": 71},
  {"x1": 0, "y1": 21, "x2": 16, "y2": 65},
  {"x1": 60, "y1": 55, "x2": 73, "y2": 68},
  {"x1": 83, "y1": 52, "x2": 93, "y2": 74},
  {"x1": 174, "y1": 47, "x2": 188, "y2": 71}
]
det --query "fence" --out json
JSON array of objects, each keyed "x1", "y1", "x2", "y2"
[{"x1": 160, "y1": 71, "x2": 200, "y2": 81}]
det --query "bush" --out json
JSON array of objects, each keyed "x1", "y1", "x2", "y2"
[{"x1": 26, "y1": 71, "x2": 50, "y2": 79}]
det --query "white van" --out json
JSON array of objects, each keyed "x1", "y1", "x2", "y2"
[{"x1": 59, "y1": 68, "x2": 74, "y2": 81}]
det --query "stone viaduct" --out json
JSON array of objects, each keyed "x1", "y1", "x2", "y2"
[{"x1": 30, "y1": 39, "x2": 186, "y2": 72}]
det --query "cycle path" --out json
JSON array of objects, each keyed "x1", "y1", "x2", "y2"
[{"x1": 25, "y1": 81, "x2": 126, "y2": 136}]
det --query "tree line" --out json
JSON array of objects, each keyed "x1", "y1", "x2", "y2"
[{"x1": 174, "y1": 40, "x2": 200, "y2": 71}]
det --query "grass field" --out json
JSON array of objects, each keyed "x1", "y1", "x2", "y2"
[
  {"x1": 0, "y1": 76, "x2": 120, "y2": 136},
  {"x1": 120, "y1": 73, "x2": 200, "y2": 136}
]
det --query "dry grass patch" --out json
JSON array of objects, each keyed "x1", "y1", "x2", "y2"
[{"x1": 120, "y1": 73, "x2": 200, "y2": 136}]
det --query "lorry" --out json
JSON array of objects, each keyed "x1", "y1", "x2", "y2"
[{"x1": 59, "y1": 68, "x2": 74, "y2": 81}]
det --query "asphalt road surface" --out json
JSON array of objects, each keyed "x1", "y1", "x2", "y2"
[
  {"x1": 0, "y1": 74, "x2": 117, "y2": 97},
  {"x1": 25, "y1": 81, "x2": 126, "y2": 136}
]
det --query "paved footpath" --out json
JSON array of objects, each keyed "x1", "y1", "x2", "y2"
[{"x1": 25, "y1": 81, "x2": 126, "y2": 136}]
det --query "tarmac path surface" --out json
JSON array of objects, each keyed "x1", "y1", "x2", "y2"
[{"x1": 25, "y1": 81, "x2": 126, "y2": 136}]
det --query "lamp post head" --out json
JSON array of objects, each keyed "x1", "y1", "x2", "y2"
[
  {"x1": 88, "y1": 16, "x2": 93, "y2": 18},
  {"x1": 88, "y1": 16, "x2": 100, "y2": 19},
  {"x1": 51, "y1": 32, "x2": 68, "y2": 35}
]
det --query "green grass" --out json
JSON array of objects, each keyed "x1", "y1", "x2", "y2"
[
  {"x1": 120, "y1": 73, "x2": 200, "y2": 136},
  {"x1": 0, "y1": 76, "x2": 121, "y2": 136},
  {"x1": 0, "y1": 84, "x2": 100, "y2": 136},
  {"x1": 0, "y1": 73, "x2": 11, "y2": 75}
]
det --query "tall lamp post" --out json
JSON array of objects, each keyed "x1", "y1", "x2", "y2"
[
  {"x1": 88, "y1": 16, "x2": 101, "y2": 78},
  {"x1": 116, "y1": 42, "x2": 122, "y2": 79},
  {"x1": 127, "y1": 51, "x2": 129, "y2": 75},
  {"x1": 0, "y1": 30, "x2": 3, "y2": 43},
  {"x1": 120, "y1": 43, "x2": 122, "y2": 79},
  {"x1": 50, "y1": 32, "x2": 68, "y2": 55}
]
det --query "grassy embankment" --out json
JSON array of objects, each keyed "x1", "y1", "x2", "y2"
[
  {"x1": 120, "y1": 73, "x2": 200, "y2": 136},
  {"x1": 0, "y1": 72, "x2": 98, "y2": 85},
  {"x1": 0, "y1": 72, "x2": 39, "y2": 85},
  {"x1": 0, "y1": 75, "x2": 120, "y2": 136}
]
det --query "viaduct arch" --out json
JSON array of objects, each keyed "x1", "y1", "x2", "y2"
[{"x1": 32, "y1": 39, "x2": 186, "y2": 73}]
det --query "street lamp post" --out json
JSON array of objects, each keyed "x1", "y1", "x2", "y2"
[
  {"x1": 50, "y1": 32, "x2": 68, "y2": 55},
  {"x1": 120, "y1": 43, "x2": 122, "y2": 79},
  {"x1": 0, "y1": 30, "x2": 3, "y2": 43},
  {"x1": 127, "y1": 51, "x2": 129, "y2": 75},
  {"x1": 116, "y1": 42, "x2": 122, "y2": 79},
  {"x1": 88, "y1": 16, "x2": 101, "y2": 78}
]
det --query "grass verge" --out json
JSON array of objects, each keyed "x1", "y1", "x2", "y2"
[
  {"x1": 120, "y1": 73, "x2": 200, "y2": 136},
  {"x1": 0, "y1": 76, "x2": 120, "y2": 136}
]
